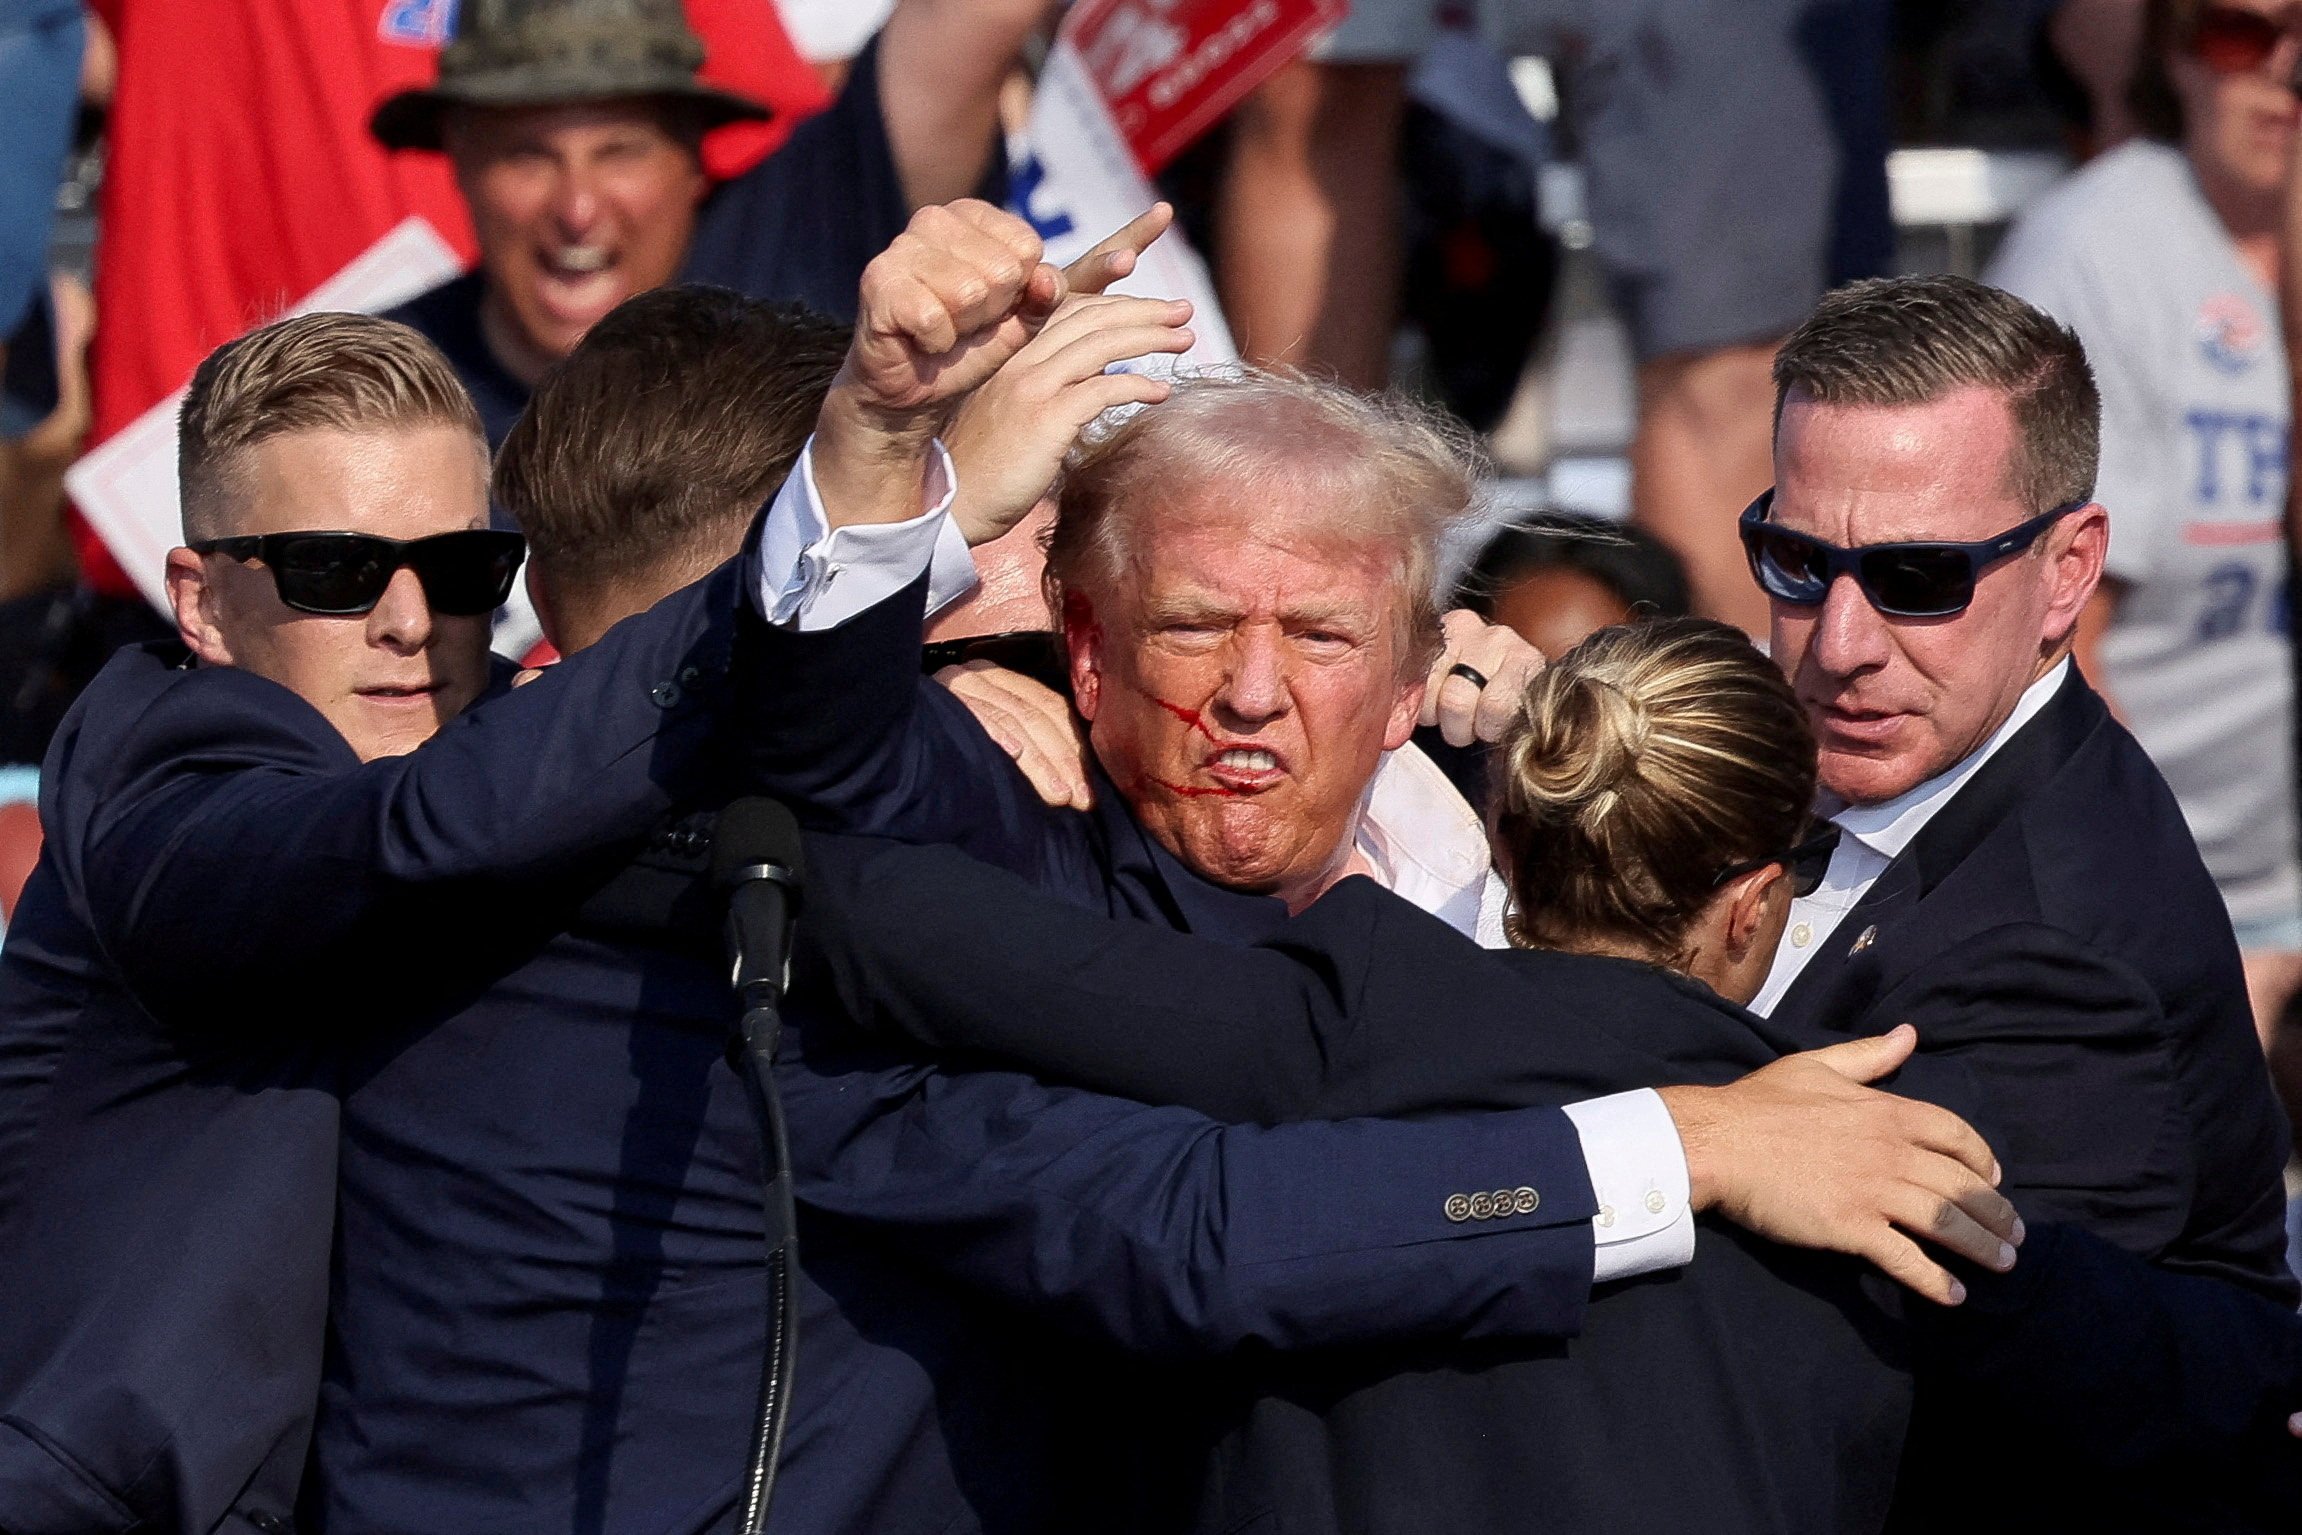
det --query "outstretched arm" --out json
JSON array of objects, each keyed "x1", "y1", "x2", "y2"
[
  {"x1": 779, "y1": 1029, "x2": 1607, "y2": 1358},
  {"x1": 75, "y1": 563, "x2": 741, "y2": 1022},
  {"x1": 799, "y1": 833, "x2": 2022, "y2": 1303},
  {"x1": 876, "y1": 0, "x2": 1056, "y2": 208},
  {"x1": 729, "y1": 202, "x2": 1188, "y2": 854}
]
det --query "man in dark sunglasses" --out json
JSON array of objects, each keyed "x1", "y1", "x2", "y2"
[
  {"x1": 160, "y1": 341, "x2": 510, "y2": 764},
  {"x1": 1741, "y1": 274, "x2": 2302, "y2": 1527}
]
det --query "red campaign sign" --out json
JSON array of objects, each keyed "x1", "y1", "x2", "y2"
[{"x1": 1063, "y1": 0, "x2": 1349, "y2": 175}]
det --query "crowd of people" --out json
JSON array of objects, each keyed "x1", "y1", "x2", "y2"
[{"x1": 6, "y1": 0, "x2": 2302, "y2": 1532}]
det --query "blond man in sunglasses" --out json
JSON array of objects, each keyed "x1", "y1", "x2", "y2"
[
  {"x1": 161, "y1": 315, "x2": 516, "y2": 764},
  {"x1": 0, "y1": 310, "x2": 743, "y2": 1531}
]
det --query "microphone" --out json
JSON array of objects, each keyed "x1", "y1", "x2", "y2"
[
  {"x1": 710, "y1": 798, "x2": 806, "y2": 1535},
  {"x1": 713, "y1": 798, "x2": 805, "y2": 1014}
]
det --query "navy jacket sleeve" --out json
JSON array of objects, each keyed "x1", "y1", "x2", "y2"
[
  {"x1": 1924, "y1": 1220, "x2": 2302, "y2": 1520},
  {"x1": 800, "y1": 835, "x2": 1371, "y2": 1121},
  {"x1": 51, "y1": 562, "x2": 740, "y2": 1023},
  {"x1": 730, "y1": 573, "x2": 1065, "y2": 870},
  {"x1": 798, "y1": 836, "x2": 1726, "y2": 1121},
  {"x1": 779, "y1": 1027, "x2": 1602, "y2": 1357}
]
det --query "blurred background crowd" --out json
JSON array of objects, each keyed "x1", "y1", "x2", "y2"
[{"x1": 0, "y1": 0, "x2": 2296, "y2": 1110}]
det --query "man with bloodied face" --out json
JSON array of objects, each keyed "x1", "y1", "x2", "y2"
[{"x1": 1044, "y1": 377, "x2": 1480, "y2": 913}]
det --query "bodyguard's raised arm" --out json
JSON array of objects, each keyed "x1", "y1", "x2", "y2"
[{"x1": 70, "y1": 564, "x2": 740, "y2": 1021}]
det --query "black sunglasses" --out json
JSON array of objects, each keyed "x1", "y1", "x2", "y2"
[
  {"x1": 190, "y1": 529, "x2": 527, "y2": 617},
  {"x1": 1714, "y1": 822, "x2": 1842, "y2": 899},
  {"x1": 920, "y1": 629, "x2": 1070, "y2": 692},
  {"x1": 1738, "y1": 490, "x2": 2082, "y2": 619}
]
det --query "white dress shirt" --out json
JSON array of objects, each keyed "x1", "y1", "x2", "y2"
[
  {"x1": 750, "y1": 444, "x2": 1696, "y2": 1285},
  {"x1": 1750, "y1": 658, "x2": 2075, "y2": 1018}
]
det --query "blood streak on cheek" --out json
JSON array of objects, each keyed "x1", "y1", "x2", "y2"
[
  {"x1": 1148, "y1": 694, "x2": 1217, "y2": 740},
  {"x1": 1152, "y1": 778, "x2": 1241, "y2": 799},
  {"x1": 1143, "y1": 690, "x2": 1237, "y2": 794}
]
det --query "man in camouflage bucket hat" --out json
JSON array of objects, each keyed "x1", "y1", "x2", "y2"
[{"x1": 376, "y1": 0, "x2": 1052, "y2": 447}]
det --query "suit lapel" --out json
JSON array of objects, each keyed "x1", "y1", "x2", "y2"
[
  {"x1": 1775, "y1": 858, "x2": 1923, "y2": 1030},
  {"x1": 1775, "y1": 669, "x2": 2104, "y2": 1031}
]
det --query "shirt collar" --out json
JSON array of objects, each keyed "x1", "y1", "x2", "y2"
[
  {"x1": 1356, "y1": 742, "x2": 1496, "y2": 927},
  {"x1": 1829, "y1": 657, "x2": 2071, "y2": 859}
]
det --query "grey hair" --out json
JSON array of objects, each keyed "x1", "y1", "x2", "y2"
[{"x1": 1042, "y1": 367, "x2": 1488, "y2": 675}]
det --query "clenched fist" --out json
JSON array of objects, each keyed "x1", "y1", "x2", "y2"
[{"x1": 816, "y1": 201, "x2": 1064, "y2": 530}]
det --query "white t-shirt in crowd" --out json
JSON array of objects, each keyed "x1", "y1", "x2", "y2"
[
  {"x1": 1988, "y1": 140, "x2": 2300, "y2": 932},
  {"x1": 774, "y1": 0, "x2": 896, "y2": 63}
]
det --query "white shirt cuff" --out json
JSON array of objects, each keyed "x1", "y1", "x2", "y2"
[
  {"x1": 752, "y1": 437, "x2": 961, "y2": 631},
  {"x1": 925, "y1": 511, "x2": 980, "y2": 620},
  {"x1": 1562, "y1": 1088, "x2": 1696, "y2": 1284}
]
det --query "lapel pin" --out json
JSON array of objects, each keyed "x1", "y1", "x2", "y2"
[{"x1": 1849, "y1": 925, "x2": 1878, "y2": 955}]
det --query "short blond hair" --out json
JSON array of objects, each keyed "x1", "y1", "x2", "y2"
[
  {"x1": 178, "y1": 311, "x2": 485, "y2": 540},
  {"x1": 1496, "y1": 618, "x2": 1816, "y2": 966},
  {"x1": 1043, "y1": 369, "x2": 1485, "y2": 675}
]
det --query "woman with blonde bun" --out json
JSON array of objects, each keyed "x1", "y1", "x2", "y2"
[
  {"x1": 793, "y1": 616, "x2": 1943, "y2": 1533},
  {"x1": 1492, "y1": 616, "x2": 1839, "y2": 1008}
]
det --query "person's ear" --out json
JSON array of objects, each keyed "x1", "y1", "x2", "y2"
[
  {"x1": 2041, "y1": 502, "x2": 2108, "y2": 646},
  {"x1": 1063, "y1": 591, "x2": 1104, "y2": 722},
  {"x1": 1383, "y1": 674, "x2": 1425, "y2": 752},
  {"x1": 1723, "y1": 863, "x2": 1788, "y2": 960},
  {"x1": 165, "y1": 546, "x2": 235, "y2": 666}
]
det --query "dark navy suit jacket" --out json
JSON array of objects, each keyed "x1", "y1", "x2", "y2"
[
  {"x1": 1763, "y1": 668, "x2": 2300, "y2": 1533},
  {"x1": 0, "y1": 555, "x2": 1619, "y2": 1534}
]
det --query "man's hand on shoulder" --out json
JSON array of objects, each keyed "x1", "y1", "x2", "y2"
[
  {"x1": 814, "y1": 200, "x2": 1063, "y2": 530},
  {"x1": 1658, "y1": 1024, "x2": 2024, "y2": 1305},
  {"x1": 936, "y1": 659, "x2": 1093, "y2": 810}
]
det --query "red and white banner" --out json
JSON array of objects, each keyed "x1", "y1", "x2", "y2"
[
  {"x1": 1064, "y1": 0, "x2": 1346, "y2": 175},
  {"x1": 1009, "y1": 0, "x2": 1342, "y2": 375}
]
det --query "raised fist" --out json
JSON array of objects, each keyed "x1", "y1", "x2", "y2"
[{"x1": 839, "y1": 200, "x2": 1064, "y2": 425}]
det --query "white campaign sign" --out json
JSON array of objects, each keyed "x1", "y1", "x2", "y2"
[
  {"x1": 67, "y1": 216, "x2": 467, "y2": 613},
  {"x1": 1011, "y1": 39, "x2": 1238, "y2": 375}
]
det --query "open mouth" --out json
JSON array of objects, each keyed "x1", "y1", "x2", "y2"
[
  {"x1": 544, "y1": 243, "x2": 613, "y2": 276},
  {"x1": 1200, "y1": 745, "x2": 1285, "y2": 793},
  {"x1": 532, "y1": 244, "x2": 624, "y2": 320}
]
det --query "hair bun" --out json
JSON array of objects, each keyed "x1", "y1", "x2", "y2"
[
  {"x1": 1506, "y1": 669, "x2": 1655, "y2": 833},
  {"x1": 1491, "y1": 617, "x2": 1818, "y2": 964}
]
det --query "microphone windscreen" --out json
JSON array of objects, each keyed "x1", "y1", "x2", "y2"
[{"x1": 711, "y1": 797, "x2": 806, "y2": 891}]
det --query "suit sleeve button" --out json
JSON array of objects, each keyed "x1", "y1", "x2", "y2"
[
  {"x1": 1468, "y1": 1192, "x2": 1496, "y2": 1220},
  {"x1": 1512, "y1": 1187, "x2": 1540, "y2": 1215},
  {"x1": 1444, "y1": 1193, "x2": 1473, "y2": 1223},
  {"x1": 650, "y1": 681, "x2": 683, "y2": 708}
]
